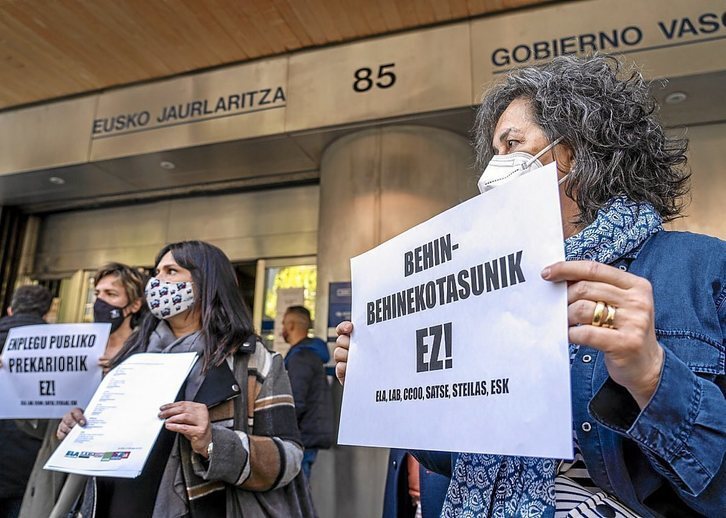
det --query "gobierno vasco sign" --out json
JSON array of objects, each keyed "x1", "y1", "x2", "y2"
[{"x1": 489, "y1": 8, "x2": 725, "y2": 71}]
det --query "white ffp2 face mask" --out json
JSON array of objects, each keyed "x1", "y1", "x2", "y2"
[{"x1": 477, "y1": 136, "x2": 564, "y2": 193}]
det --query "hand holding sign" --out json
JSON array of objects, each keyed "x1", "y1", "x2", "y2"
[
  {"x1": 57, "y1": 407, "x2": 87, "y2": 440},
  {"x1": 334, "y1": 321, "x2": 353, "y2": 385},
  {"x1": 542, "y1": 260, "x2": 664, "y2": 409},
  {"x1": 159, "y1": 401, "x2": 213, "y2": 458}
]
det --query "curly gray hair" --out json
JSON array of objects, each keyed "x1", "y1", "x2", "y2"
[{"x1": 474, "y1": 55, "x2": 690, "y2": 225}]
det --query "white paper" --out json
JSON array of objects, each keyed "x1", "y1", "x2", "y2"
[
  {"x1": 44, "y1": 352, "x2": 198, "y2": 478},
  {"x1": 0, "y1": 323, "x2": 110, "y2": 418},
  {"x1": 338, "y1": 163, "x2": 572, "y2": 459}
]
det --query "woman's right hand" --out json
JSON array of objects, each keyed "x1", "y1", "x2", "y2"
[
  {"x1": 57, "y1": 407, "x2": 86, "y2": 440},
  {"x1": 334, "y1": 321, "x2": 353, "y2": 385}
]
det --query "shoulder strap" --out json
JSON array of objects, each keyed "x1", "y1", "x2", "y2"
[{"x1": 232, "y1": 348, "x2": 254, "y2": 434}]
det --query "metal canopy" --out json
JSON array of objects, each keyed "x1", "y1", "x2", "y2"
[
  {"x1": 2, "y1": 67, "x2": 724, "y2": 214},
  {"x1": 1, "y1": 1, "x2": 723, "y2": 214},
  {"x1": 0, "y1": 107, "x2": 477, "y2": 212}
]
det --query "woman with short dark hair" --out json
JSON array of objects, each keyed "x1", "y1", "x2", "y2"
[{"x1": 335, "y1": 55, "x2": 725, "y2": 516}]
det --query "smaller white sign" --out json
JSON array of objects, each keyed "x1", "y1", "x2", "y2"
[
  {"x1": 44, "y1": 352, "x2": 198, "y2": 478},
  {"x1": 0, "y1": 323, "x2": 110, "y2": 418},
  {"x1": 338, "y1": 163, "x2": 572, "y2": 459}
]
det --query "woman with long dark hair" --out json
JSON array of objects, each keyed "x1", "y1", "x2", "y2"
[{"x1": 58, "y1": 241, "x2": 313, "y2": 517}]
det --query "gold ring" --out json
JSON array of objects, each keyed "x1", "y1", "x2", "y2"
[
  {"x1": 603, "y1": 304, "x2": 617, "y2": 329},
  {"x1": 592, "y1": 301, "x2": 606, "y2": 327}
]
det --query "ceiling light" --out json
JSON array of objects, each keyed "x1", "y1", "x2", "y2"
[
  {"x1": 664, "y1": 92, "x2": 687, "y2": 105},
  {"x1": 48, "y1": 176, "x2": 65, "y2": 185},
  {"x1": 160, "y1": 161, "x2": 176, "y2": 170}
]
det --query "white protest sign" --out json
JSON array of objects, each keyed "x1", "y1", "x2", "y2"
[
  {"x1": 44, "y1": 352, "x2": 198, "y2": 478},
  {"x1": 338, "y1": 163, "x2": 572, "y2": 459},
  {"x1": 0, "y1": 323, "x2": 110, "y2": 418}
]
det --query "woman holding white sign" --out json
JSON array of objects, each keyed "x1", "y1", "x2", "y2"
[
  {"x1": 335, "y1": 55, "x2": 725, "y2": 517},
  {"x1": 56, "y1": 241, "x2": 313, "y2": 517}
]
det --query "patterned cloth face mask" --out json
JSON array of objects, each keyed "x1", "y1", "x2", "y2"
[
  {"x1": 477, "y1": 136, "x2": 564, "y2": 193},
  {"x1": 145, "y1": 277, "x2": 195, "y2": 319}
]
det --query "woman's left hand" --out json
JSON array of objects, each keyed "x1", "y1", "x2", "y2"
[
  {"x1": 542, "y1": 260, "x2": 664, "y2": 409},
  {"x1": 159, "y1": 401, "x2": 212, "y2": 458}
]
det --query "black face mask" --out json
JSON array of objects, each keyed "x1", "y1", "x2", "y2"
[{"x1": 93, "y1": 298, "x2": 127, "y2": 334}]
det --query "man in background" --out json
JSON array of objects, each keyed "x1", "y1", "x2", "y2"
[
  {"x1": 0, "y1": 285, "x2": 53, "y2": 518},
  {"x1": 282, "y1": 305, "x2": 334, "y2": 480}
]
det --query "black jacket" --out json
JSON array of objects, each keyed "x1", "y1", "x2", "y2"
[
  {"x1": 383, "y1": 449, "x2": 449, "y2": 518},
  {"x1": 284, "y1": 338, "x2": 335, "y2": 449},
  {"x1": 0, "y1": 312, "x2": 47, "y2": 499}
]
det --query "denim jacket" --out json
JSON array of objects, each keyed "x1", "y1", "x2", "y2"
[{"x1": 415, "y1": 230, "x2": 725, "y2": 517}]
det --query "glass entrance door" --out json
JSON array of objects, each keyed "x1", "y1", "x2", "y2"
[{"x1": 253, "y1": 257, "x2": 317, "y2": 355}]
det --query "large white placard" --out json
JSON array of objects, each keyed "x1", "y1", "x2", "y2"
[
  {"x1": 44, "y1": 352, "x2": 198, "y2": 478},
  {"x1": 0, "y1": 323, "x2": 110, "y2": 418},
  {"x1": 338, "y1": 163, "x2": 572, "y2": 458}
]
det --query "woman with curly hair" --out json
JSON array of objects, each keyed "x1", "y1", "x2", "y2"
[{"x1": 334, "y1": 55, "x2": 725, "y2": 517}]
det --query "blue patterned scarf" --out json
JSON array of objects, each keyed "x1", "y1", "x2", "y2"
[{"x1": 441, "y1": 196, "x2": 662, "y2": 518}]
